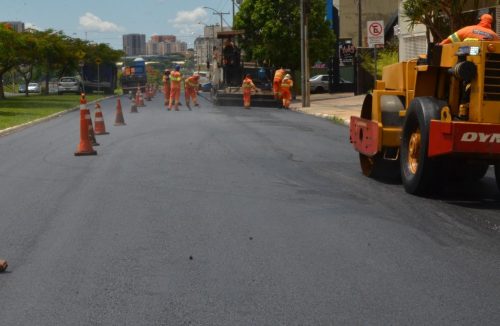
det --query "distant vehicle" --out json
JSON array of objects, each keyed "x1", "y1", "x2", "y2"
[
  {"x1": 82, "y1": 63, "x2": 117, "y2": 94},
  {"x1": 199, "y1": 81, "x2": 212, "y2": 92},
  {"x1": 309, "y1": 74, "x2": 351, "y2": 93},
  {"x1": 196, "y1": 72, "x2": 211, "y2": 92},
  {"x1": 58, "y1": 77, "x2": 82, "y2": 94},
  {"x1": 18, "y1": 82, "x2": 41, "y2": 93},
  {"x1": 121, "y1": 58, "x2": 147, "y2": 93}
]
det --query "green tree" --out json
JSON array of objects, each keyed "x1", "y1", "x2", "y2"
[
  {"x1": 0, "y1": 25, "x2": 23, "y2": 99},
  {"x1": 403, "y1": 0, "x2": 481, "y2": 43},
  {"x1": 16, "y1": 30, "x2": 41, "y2": 96},
  {"x1": 233, "y1": 0, "x2": 335, "y2": 72},
  {"x1": 36, "y1": 30, "x2": 70, "y2": 94}
]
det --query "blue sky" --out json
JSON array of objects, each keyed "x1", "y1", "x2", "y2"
[{"x1": 1, "y1": 0, "x2": 236, "y2": 49}]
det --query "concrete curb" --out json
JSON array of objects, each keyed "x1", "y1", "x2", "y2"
[
  {"x1": 289, "y1": 107, "x2": 350, "y2": 126},
  {"x1": 0, "y1": 95, "x2": 117, "y2": 137}
]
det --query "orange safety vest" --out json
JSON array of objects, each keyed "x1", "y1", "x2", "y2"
[
  {"x1": 242, "y1": 78, "x2": 255, "y2": 91},
  {"x1": 170, "y1": 71, "x2": 182, "y2": 88},
  {"x1": 281, "y1": 78, "x2": 293, "y2": 89},
  {"x1": 185, "y1": 76, "x2": 199, "y2": 89},
  {"x1": 274, "y1": 69, "x2": 286, "y2": 81},
  {"x1": 441, "y1": 18, "x2": 500, "y2": 45}
]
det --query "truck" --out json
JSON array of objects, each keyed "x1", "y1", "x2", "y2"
[
  {"x1": 211, "y1": 30, "x2": 280, "y2": 107},
  {"x1": 349, "y1": 41, "x2": 500, "y2": 195},
  {"x1": 82, "y1": 63, "x2": 117, "y2": 94},
  {"x1": 121, "y1": 57, "x2": 147, "y2": 94}
]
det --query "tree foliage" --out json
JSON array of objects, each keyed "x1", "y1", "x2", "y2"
[
  {"x1": 0, "y1": 26, "x2": 123, "y2": 98},
  {"x1": 403, "y1": 0, "x2": 481, "y2": 43},
  {"x1": 0, "y1": 25, "x2": 23, "y2": 99},
  {"x1": 233, "y1": 0, "x2": 335, "y2": 71}
]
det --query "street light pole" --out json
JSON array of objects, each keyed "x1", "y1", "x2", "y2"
[{"x1": 203, "y1": 6, "x2": 229, "y2": 33}]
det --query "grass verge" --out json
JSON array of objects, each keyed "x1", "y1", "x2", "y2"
[
  {"x1": 0, "y1": 94, "x2": 105, "y2": 130},
  {"x1": 328, "y1": 115, "x2": 348, "y2": 126}
]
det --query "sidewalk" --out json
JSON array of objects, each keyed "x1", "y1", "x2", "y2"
[{"x1": 289, "y1": 92, "x2": 365, "y2": 125}]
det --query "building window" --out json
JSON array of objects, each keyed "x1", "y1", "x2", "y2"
[{"x1": 402, "y1": 34, "x2": 427, "y2": 61}]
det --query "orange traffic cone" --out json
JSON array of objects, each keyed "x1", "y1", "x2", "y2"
[
  {"x1": 137, "y1": 87, "x2": 145, "y2": 107},
  {"x1": 114, "y1": 98, "x2": 126, "y2": 126},
  {"x1": 94, "y1": 102, "x2": 109, "y2": 135},
  {"x1": 0, "y1": 259, "x2": 7, "y2": 272},
  {"x1": 75, "y1": 93, "x2": 97, "y2": 156}
]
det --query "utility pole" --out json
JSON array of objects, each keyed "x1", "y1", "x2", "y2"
[
  {"x1": 358, "y1": 0, "x2": 362, "y2": 47},
  {"x1": 232, "y1": 0, "x2": 235, "y2": 25},
  {"x1": 203, "y1": 6, "x2": 229, "y2": 67},
  {"x1": 300, "y1": 0, "x2": 310, "y2": 107}
]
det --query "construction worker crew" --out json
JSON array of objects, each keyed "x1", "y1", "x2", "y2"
[
  {"x1": 241, "y1": 74, "x2": 257, "y2": 109},
  {"x1": 280, "y1": 74, "x2": 293, "y2": 109},
  {"x1": 184, "y1": 73, "x2": 200, "y2": 109},
  {"x1": 273, "y1": 67, "x2": 286, "y2": 100},
  {"x1": 169, "y1": 65, "x2": 182, "y2": 111},
  {"x1": 162, "y1": 69, "x2": 170, "y2": 107},
  {"x1": 440, "y1": 13, "x2": 499, "y2": 45}
]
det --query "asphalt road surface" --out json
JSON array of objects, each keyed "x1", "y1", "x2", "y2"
[{"x1": 0, "y1": 92, "x2": 499, "y2": 325}]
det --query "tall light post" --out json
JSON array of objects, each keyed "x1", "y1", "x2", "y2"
[{"x1": 203, "y1": 6, "x2": 229, "y2": 34}]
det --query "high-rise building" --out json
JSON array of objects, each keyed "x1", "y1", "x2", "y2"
[
  {"x1": 151, "y1": 35, "x2": 176, "y2": 43},
  {"x1": 122, "y1": 34, "x2": 146, "y2": 56},
  {"x1": 2, "y1": 21, "x2": 24, "y2": 32},
  {"x1": 146, "y1": 35, "x2": 187, "y2": 55}
]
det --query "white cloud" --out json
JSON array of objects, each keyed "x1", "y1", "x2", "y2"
[
  {"x1": 170, "y1": 7, "x2": 207, "y2": 36},
  {"x1": 79, "y1": 12, "x2": 124, "y2": 32},
  {"x1": 25, "y1": 22, "x2": 42, "y2": 30}
]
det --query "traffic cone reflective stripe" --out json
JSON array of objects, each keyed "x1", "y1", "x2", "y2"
[
  {"x1": 114, "y1": 98, "x2": 126, "y2": 125},
  {"x1": 94, "y1": 102, "x2": 109, "y2": 135},
  {"x1": 135, "y1": 88, "x2": 140, "y2": 105},
  {"x1": 86, "y1": 108, "x2": 99, "y2": 146},
  {"x1": 75, "y1": 94, "x2": 97, "y2": 156}
]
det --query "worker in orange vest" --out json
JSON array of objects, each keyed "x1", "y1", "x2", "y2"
[
  {"x1": 273, "y1": 67, "x2": 286, "y2": 100},
  {"x1": 169, "y1": 65, "x2": 182, "y2": 111},
  {"x1": 440, "y1": 13, "x2": 499, "y2": 45},
  {"x1": 162, "y1": 69, "x2": 170, "y2": 107},
  {"x1": 280, "y1": 74, "x2": 293, "y2": 109},
  {"x1": 184, "y1": 73, "x2": 200, "y2": 110},
  {"x1": 241, "y1": 74, "x2": 257, "y2": 109}
]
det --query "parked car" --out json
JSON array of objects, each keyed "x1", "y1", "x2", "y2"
[
  {"x1": 57, "y1": 77, "x2": 82, "y2": 94},
  {"x1": 18, "y1": 82, "x2": 41, "y2": 93},
  {"x1": 309, "y1": 74, "x2": 350, "y2": 93}
]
